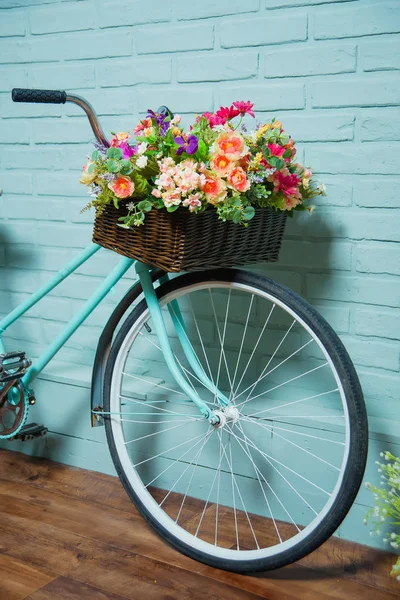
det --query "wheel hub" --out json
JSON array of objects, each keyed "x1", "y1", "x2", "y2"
[{"x1": 212, "y1": 406, "x2": 240, "y2": 429}]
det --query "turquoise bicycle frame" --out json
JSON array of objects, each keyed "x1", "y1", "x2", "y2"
[{"x1": 0, "y1": 243, "x2": 228, "y2": 424}]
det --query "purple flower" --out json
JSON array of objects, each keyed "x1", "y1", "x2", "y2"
[
  {"x1": 174, "y1": 135, "x2": 198, "y2": 156},
  {"x1": 93, "y1": 140, "x2": 108, "y2": 155},
  {"x1": 119, "y1": 142, "x2": 136, "y2": 159},
  {"x1": 147, "y1": 108, "x2": 170, "y2": 137}
]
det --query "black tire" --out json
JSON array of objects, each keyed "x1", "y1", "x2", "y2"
[{"x1": 104, "y1": 268, "x2": 368, "y2": 573}]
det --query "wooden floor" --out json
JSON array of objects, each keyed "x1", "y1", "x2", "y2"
[{"x1": 0, "y1": 450, "x2": 398, "y2": 600}]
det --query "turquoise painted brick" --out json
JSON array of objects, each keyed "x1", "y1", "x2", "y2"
[
  {"x1": 0, "y1": 119, "x2": 30, "y2": 144},
  {"x1": 353, "y1": 178, "x2": 400, "y2": 208},
  {"x1": 266, "y1": 0, "x2": 353, "y2": 6},
  {"x1": 0, "y1": 147, "x2": 68, "y2": 170},
  {"x1": 358, "y1": 369, "x2": 400, "y2": 417},
  {"x1": 0, "y1": 172, "x2": 33, "y2": 195},
  {"x1": 0, "y1": 66, "x2": 29, "y2": 91},
  {"x1": 360, "y1": 109, "x2": 400, "y2": 141},
  {"x1": 137, "y1": 86, "x2": 214, "y2": 113},
  {"x1": 177, "y1": 52, "x2": 258, "y2": 82},
  {"x1": 356, "y1": 242, "x2": 400, "y2": 277},
  {"x1": 135, "y1": 23, "x2": 214, "y2": 54},
  {"x1": 38, "y1": 223, "x2": 91, "y2": 249},
  {"x1": 306, "y1": 273, "x2": 400, "y2": 308},
  {"x1": 66, "y1": 88, "x2": 137, "y2": 116},
  {"x1": 0, "y1": 10, "x2": 26, "y2": 37},
  {"x1": 313, "y1": 177, "x2": 352, "y2": 206},
  {"x1": 0, "y1": 247, "x2": 5, "y2": 267},
  {"x1": 0, "y1": 222, "x2": 37, "y2": 245},
  {"x1": 30, "y1": 120, "x2": 93, "y2": 144},
  {"x1": 310, "y1": 74, "x2": 400, "y2": 108},
  {"x1": 30, "y1": 63, "x2": 96, "y2": 90},
  {"x1": 220, "y1": 13, "x2": 307, "y2": 48},
  {"x1": 98, "y1": 57, "x2": 172, "y2": 87},
  {"x1": 176, "y1": 0, "x2": 260, "y2": 20},
  {"x1": 35, "y1": 173, "x2": 83, "y2": 197},
  {"x1": 313, "y1": 304, "x2": 350, "y2": 333},
  {"x1": 308, "y1": 209, "x2": 400, "y2": 242},
  {"x1": 339, "y1": 336, "x2": 399, "y2": 372},
  {"x1": 7, "y1": 195, "x2": 66, "y2": 221},
  {"x1": 362, "y1": 38, "x2": 400, "y2": 72},
  {"x1": 305, "y1": 143, "x2": 400, "y2": 175},
  {"x1": 0, "y1": 36, "x2": 62, "y2": 63},
  {"x1": 277, "y1": 113, "x2": 354, "y2": 141},
  {"x1": 354, "y1": 307, "x2": 400, "y2": 341},
  {"x1": 314, "y1": 2, "x2": 400, "y2": 40},
  {"x1": 264, "y1": 44, "x2": 356, "y2": 78},
  {"x1": 63, "y1": 31, "x2": 133, "y2": 61},
  {"x1": 219, "y1": 83, "x2": 305, "y2": 110},
  {"x1": 99, "y1": 0, "x2": 172, "y2": 28},
  {"x1": 278, "y1": 240, "x2": 352, "y2": 270},
  {"x1": 29, "y1": 3, "x2": 95, "y2": 34}
]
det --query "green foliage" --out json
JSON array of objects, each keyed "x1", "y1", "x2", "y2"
[
  {"x1": 107, "y1": 147, "x2": 123, "y2": 159},
  {"x1": 365, "y1": 452, "x2": 400, "y2": 580}
]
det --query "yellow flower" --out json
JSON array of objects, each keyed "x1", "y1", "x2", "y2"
[
  {"x1": 79, "y1": 169, "x2": 97, "y2": 185},
  {"x1": 249, "y1": 152, "x2": 263, "y2": 171},
  {"x1": 256, "y1": 123, "x2": 270, "y2": 140}
]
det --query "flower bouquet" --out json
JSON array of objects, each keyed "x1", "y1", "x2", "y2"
[{"x1": 81, "y1": 101, "x2": 325, "y2": 271}]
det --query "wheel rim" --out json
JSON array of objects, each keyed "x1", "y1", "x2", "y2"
[{"x1": 108, "y1": 280, "x2": 351, "y2": 562}]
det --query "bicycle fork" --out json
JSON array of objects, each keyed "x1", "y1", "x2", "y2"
[{"x1": 136, "y1": 262, "x2": 230, "y2": 425}]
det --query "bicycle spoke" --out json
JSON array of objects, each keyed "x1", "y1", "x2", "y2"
[
  {"x1": 230, "y1": 294, "x2": 254, "y2": 397},
  {"x1": 241, "y1": 416, "x2": 341, "y2": 471},
  {"x1": 233, "y1": 303, "x2": 275, "y2": 398},
  {"x1": 125, "y1": 418, "x2": 203, "y2": 447},
  {"x1": 245, "y1": 388, "x2": 340, "y2": 419},
  {"x1": 243, "y1": 417, "x2": 345, "y2": 445}
]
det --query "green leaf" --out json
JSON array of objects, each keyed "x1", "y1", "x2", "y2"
[
  {"x1": 167, "y1": 205, "x2": 179, "y2": 213},
  {"x1": 138, "y1": 200, "x2": 152, "y2": 212},
  {"x1": 113, "y1": 196, "x2": 120, "y2": 209},
  {"x1": 120, "y1": 159, "x2": 133, "y2": 175},
  {"x1": 88, "y1": 163, "x2": 96, "y2": 174},
  {"x1": 233, "y1": 210, "x2": 242, "y2": 224},
  {"x1": 195, "y1": 139, "x2": 208, "y2": 161},
  {"x1": 276, "y1": 158, "x2": 284, "y2": 170},
  {"x1": 244, "y1": 206, "x2": 255, "y2": 221},
  {"x1": 91, "y1": 150, "x2": 99, "y2": 161},
  {"x1": 280, "y1": 133, "x2": 290, "y2": 144},
  {"x1": 107, "y1": 158, "x2": 120, "y2": 173},
  {"x1": 268, "y1": 156, "x2": 277, "y2": 167},
  {"x1": 131, "y1": 171, "x2": 149, "y2": 197},
  {"x1": 283, "y1": 149, "x2": 292, "y2": 159},
  {"x1": 107, "y1": 147, "x2": 123, "y2": 159}
]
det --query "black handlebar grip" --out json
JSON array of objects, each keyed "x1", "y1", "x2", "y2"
[{"x1": 12, "y1": 88, "x2": 67, "y2": 104}]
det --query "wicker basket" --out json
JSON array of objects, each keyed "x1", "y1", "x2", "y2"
[{"x1": 93, "y1": 203, "x2": 287, "y2": 273}]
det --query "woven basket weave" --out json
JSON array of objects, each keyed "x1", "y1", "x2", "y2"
[{"x1": 93, "y1": 203, "x2": 287, "y2": 273}]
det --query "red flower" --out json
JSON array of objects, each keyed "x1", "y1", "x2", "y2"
[
  {"x1": 214, "y1": 105, "x2": 240, "y2": 123},
  {"x1": 202, "y1": 112, "x2": 225, "y2": 127},
  {"x1": 272, "y1": 170, "x2": 301, "y2": 199},
  {"x1": 232, "y1": 100, "x2": 255, "y2": 118},
  {"x1": 267, "y1": 143, "x2": 286, "y2": 158}
]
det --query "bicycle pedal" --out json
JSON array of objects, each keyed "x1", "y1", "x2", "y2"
[
  {"x1": 10, "y1": 422, "x2": 48, "y2": 442},
  {"x1": 0, "y1": 351, "x2": 32, "y2": 383}
]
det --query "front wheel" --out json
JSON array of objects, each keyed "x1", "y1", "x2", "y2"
[{"x1": 103, "y1": 269, "x2": 368, "y2": 573}]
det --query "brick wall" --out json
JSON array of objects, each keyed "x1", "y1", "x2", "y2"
[{"x1": 0, "y1": 0, "x2": 399, "y2": 550}]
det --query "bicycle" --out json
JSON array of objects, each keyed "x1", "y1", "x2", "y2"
[{"x1": 0, "y1": 88, "x2": 368, "y2": 574}]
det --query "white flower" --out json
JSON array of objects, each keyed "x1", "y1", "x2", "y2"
[
  {"x1": 317, "y1": 183, "x2": 327, "y2": 196},
  {"x1": 390, "y1": 541, "x2": 399, "y2": 549},
  {"x1": 171, "y1": 115, "x2": 181, "y2": 125},
  {"x1": 137, "y1": 142, "x2": 148, "y2": 155},
  {"x1": 136, "y1": 155, "x2": 148, "y2": 169},
  {"x1": 126, "y1": 202, "x2": 135, "y2": 211}
]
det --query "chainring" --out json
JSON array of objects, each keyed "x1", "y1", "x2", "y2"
[{"x1": 0, "y1": 382, "x2": 29, "y2": 440}]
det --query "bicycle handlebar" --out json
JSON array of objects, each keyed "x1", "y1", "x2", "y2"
[
  {"x1": 11, "y1": 87, "x2": 110, "y2": 147},
  {"x1": 11, "y1": 88, "x2": 174, "y2": 151},
  {"x1": 12, "y1": 88, "x2": 67, "y2": 104}
]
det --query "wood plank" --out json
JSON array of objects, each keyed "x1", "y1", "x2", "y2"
[
  {"x1": 26, "y1": 576, "x2": 132, "y2": 600},
  {"x1": 1, "y1": 449, "x2": 399, "y2": 599},
  {"x1": 0, "y1": 554, "x2": 56, "y2": 600},
  {"x1": 0, "y1": 511, "x2": 261, "y2": 600}
]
